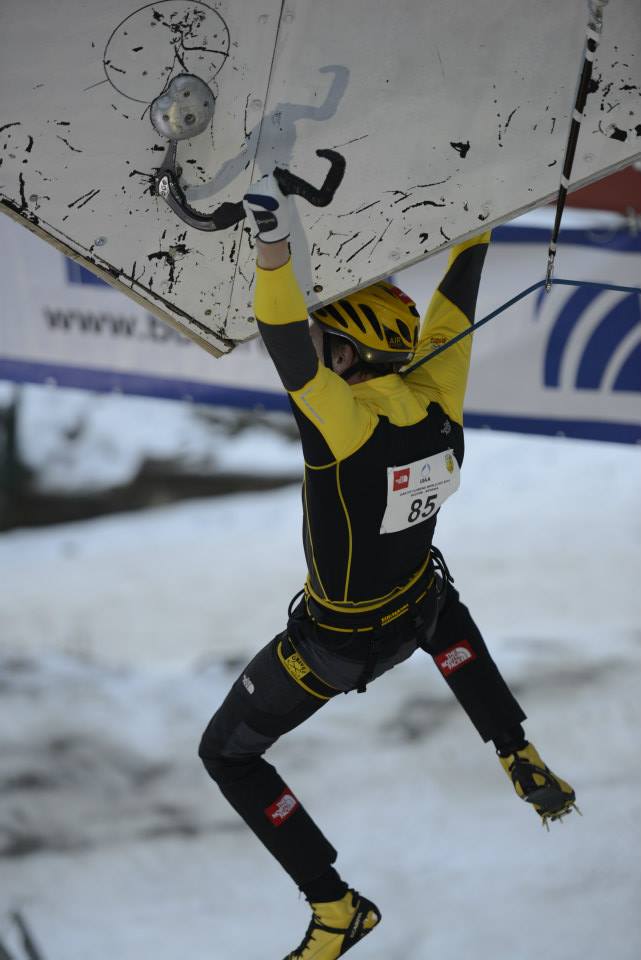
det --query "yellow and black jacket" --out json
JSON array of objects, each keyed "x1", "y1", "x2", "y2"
[{"x1": 255, "y1": 233, "x2": 490, "y2": 620}]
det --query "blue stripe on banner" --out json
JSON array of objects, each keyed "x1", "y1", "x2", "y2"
[
  {"x1": 492, "y1": 225, "x2": 641, "y2": 252},
  {"x1": 65, "y1": 258, "x2": 110, "y2": 287},
  {"x1": 464, "y1": 411, "x2": 641, "y2": 445},
  {"x1": 2, "y1": 360, "x2": 638, "y2": 444},
  {"x1": 0, "y1": 358, "x2": 291, "y2": 412},
  {"x1": 576, "y1": 293, "x2": 641, "y2": 390}
]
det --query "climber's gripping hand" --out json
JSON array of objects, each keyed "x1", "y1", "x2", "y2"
[{"x1": 243, "y1": 173, "x2": 292, "y2": 243}]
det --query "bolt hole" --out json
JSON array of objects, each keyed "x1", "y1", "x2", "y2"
[
  {"x1": 183, "y1": 90, "x2": 191, "y2": 97},
  {"x1": 185, "y1": 114, "x2": 195, "y2": 124},
  {"x1": 162, "y1": 114, "x2": 169, "y2": 121},
  {"x1": 313, "y1": 284, "x2": 323, "y2": 292}
]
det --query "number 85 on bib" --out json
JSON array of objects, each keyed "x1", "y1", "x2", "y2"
[{"x1": 379, "y1": 450, "x2": 460, "y2": 535}]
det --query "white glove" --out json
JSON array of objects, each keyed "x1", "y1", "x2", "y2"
[{"x1": 243, "y1": 172, "x2": 292, "y2": 243}]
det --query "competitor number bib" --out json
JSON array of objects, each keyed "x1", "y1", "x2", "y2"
[{"x1": 380, "y1": 449, "x2": 460, "y2": 535}]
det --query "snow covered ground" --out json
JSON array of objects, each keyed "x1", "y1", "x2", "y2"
[{"x1": 1, "y1": 419, "x2": 640, "y2": 960}]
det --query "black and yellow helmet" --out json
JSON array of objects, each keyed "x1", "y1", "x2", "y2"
[{"x1": 311, "y1": 281, "x2": 420, "y2": 365}]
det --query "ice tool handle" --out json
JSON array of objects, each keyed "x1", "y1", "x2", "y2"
[{"x1": 153, "y1": 146, "x2": 346, "y2": 233}]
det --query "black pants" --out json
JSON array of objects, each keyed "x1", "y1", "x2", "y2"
[{"x1": 198, "y1": 571, "x2": 525, "y2": 887}]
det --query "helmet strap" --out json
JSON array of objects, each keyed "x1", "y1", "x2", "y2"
[
  {"x1": 339, "y1": 359, "x2": 367, "y2": 382},
  {"x1": 322, "y1": 329, "x2": 335, "y2": 371}
]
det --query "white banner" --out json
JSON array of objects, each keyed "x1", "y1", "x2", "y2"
[{"x1": 1, "y1": 210, "x2": 640, "y2": 442}]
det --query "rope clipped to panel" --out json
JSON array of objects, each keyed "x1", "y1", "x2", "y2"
[{"x1": 545, "y1": 0, "x2": 610, "y2": 291}]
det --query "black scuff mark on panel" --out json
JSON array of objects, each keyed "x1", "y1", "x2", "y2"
[
  {"x1": 337, "y1": 199, "x2": 381, "y2": 217},
  {"x1": 600, "y1": 81, "x2": 614, "y2": 103},
  {"x1": 243, "y1": 93, "x2": 251, "y2": 140},
  {"x1": 548, "y1": 160, "x2": 557, "y2": 167},
  {"x1": 129, "y1": 168, "x2": 155, "y2": 195},
  {"x1": 18, "y1": 173, "x2": 28, "y2": 213},
  {"x1": 330, "y1": 134, "x2": 369, "y2": 149},
  {"x1": 374, "y1": 219, "x2": 393, "y2": 249},
  {"x1": 409, "y1": 177, "x2": 452, "y2": 189},
  {"x1": 401, "y1": 199, "x2": 446, "y2": 213},
  {"x1": 56, "y1": 121, "x2": 71, "y2": 127},
  {"x1": 620, "y1": 84, "x2": 638, "y2": 91},
  {"x1": 450, "y1": 141, "x2": 470, "y2": 158},
  {"x1": 345, "y1": 236, "x2": 376, "y2": 264},
  {"x1": 0, "y1": 122, "x2": 20, "y2": 134},
  {"x1": 478, "y1": 210, "x2": 489, "y2": 221},
  {"x1": 147, "y1": 244, "x2": 190, "y2": 291},
  {"x1": 111, "y1": 103, "x2": 131, "y2": 119},
  {"x1": 105, "y1": 60, "x2": 127, "y2": 75},
  {"x1": 57, "y1": 135, "x2": 83, "y2": 153},
  {"x1": 550, "y1": 117, "x2": 556, "y2": 134},
  {"x1": 635, "y1": 124, "x2": 641, "y2": 137},
  {"x1": 76, "y1": 189, "x2": 101, "y2": 209},
  {"x1": 608, "y1": 125, "x2": 628, "y2": 141},
  {"x1": 439, "y1": 226, "x2": 450, "y2": 241},
  {"x1": 419, "y1": 232, "x2": 429, "y2": 244},
  {"x1": 229, "y1": 240, "x2": 236, "y2": 262},
  {"x1": 236, "y1": 265, "x2": 251, "y2": 287},
  {"x1": 504, "y1": 106, "x2": 519, "y2": 131},
  {"x1": 25, "y1": 136, "x2": 34, "y2": 153},
  {"x1": 173, "y1": 45, "x2": 188, "y2": 73},
  {"x1": 385, "y1": 189, "x2": 410, "y2": 205},
  {"x1": 336, "y1": 233, "x2": 361, "y2": 256},
  {"x1": 68, "y1": 188, "x2": 100, "y2": 209}
]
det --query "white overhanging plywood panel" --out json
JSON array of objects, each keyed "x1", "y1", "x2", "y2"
[
  {"x1": 0, "y1": 0, "x2": 284, "y2": 353},
  {"x1": 1, "y1": 0, "x2": 640, "y2": 355}
]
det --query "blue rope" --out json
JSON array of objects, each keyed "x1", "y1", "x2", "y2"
[
  {"x1": 551, "y1": 278, "x2": 641, "y2": 295},
  {"x1": 403, "y1": 276, "x2": 641, "y2": 374}
]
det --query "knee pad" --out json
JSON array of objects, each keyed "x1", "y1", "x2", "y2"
[{"x1": 198, "y1": 683, "x2": 269, "y2": 786}]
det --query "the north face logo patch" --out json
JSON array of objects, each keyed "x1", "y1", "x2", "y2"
[
  {"x1": 265, "y1": 788, "x2": 300, "y2": 827},
  {"x1": 393, "y1": 468, "x2": 410, "y2": 491},
  {"x1": 435, "y1": 641, "x2": 477, "y2": 677}
]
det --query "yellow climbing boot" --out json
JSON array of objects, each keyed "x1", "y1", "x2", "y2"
[
  {"x1": 283, "y1": 888, "x2": 381, "y2": 960},
  {"x1": 499, "y1": 742, "x2": 578, "y2": 827}
]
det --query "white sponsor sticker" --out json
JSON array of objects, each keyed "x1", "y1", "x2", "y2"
[{"x1": 380, "y1": 449, "x2": 460, "y2": 534}]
